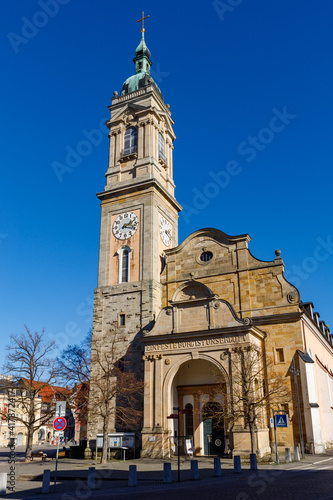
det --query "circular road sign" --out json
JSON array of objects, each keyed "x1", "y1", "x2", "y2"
[{"x1": 53, "y1": 417, "x2": 67, "y2": 431}]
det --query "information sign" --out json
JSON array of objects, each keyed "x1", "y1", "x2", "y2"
[{"x1": 275, "y1": 414, "x2": 289, "y2": 428}]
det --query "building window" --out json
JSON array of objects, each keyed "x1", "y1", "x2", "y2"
[
  {"x1": 124, "y1": 127, "x2": 138, "y2": 155},
  {"x1": 200, "y1": 251, "x2": 213, "y2": 262},
  {"x1": 117, "y1": 245, "x2": 131, "y2": 284},
  {"x1": 121, "y1": 249, "x2": 129, "y2": 282},
  {"x1": 185, "y1": 403, "x2": 194, "y2": 437},
  {"x1": 158, "y1": 132, "x2": 167, "y2": 164},
  {"x1": 118, "y1": 313, "x2": 126, "y2": 327},
  {"x1": 275, "y1": 348, "x2": 285, "y2": 363}
]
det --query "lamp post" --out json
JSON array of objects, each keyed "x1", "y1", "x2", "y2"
[
  {"x1": 168, "y1": 407, "x2": 187, "y2": 482},
  {"x1": 290, "y1": 357, "x2": 305, "y2": 459}
]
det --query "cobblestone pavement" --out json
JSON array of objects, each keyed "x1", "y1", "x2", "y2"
[{"x1": 1, "y1": 446, "x2": 333, "y2": 500}]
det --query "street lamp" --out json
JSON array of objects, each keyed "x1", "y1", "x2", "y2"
[{"x1": 290, "y1": 356, "x2": 305, "y2": 459}]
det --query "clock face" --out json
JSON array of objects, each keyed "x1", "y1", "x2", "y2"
[
  {"x1": 113, "y1": 212, "x2": 139, "y2": 240},
  {"x1": 159, "y1": 216, "x2": 172, "y2": 247}
]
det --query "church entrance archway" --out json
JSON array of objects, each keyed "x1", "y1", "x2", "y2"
[
  {"x1": 170, "y1": 358, "x2": 227, "y2": 456},
  {"x1": 202, "y1": 401, "x2": 225, "y2": 456}
]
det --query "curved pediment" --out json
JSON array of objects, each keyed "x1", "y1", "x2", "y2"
[
  {"x1": 172, "y1": 281, "x2": 215, "y2": 302},
  {"x1": 144, "y1": 296, "x2": 251, "y2": 338}
]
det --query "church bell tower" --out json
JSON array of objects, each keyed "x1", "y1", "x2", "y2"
[{"x1": 87, "y1": 17, "x2": 181, "y2": 441}]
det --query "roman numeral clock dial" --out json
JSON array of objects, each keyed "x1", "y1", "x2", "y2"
[
  {"x1": 112, "y1": 212, "x2": 139, "y2": 240},
  {"x1": 159, "y1": 217, "x2": 172, "y2": 247}
]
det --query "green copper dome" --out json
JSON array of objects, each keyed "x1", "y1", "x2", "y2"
[
  {"x1": 135, "y1": 33, "x2": 151, "y2": 59},
  {"x1": 120, "y1": 32, "x2": 163, "y2": 99}
]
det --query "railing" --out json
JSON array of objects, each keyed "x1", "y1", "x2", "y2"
[
  {"x1": 159, "y1": 151, "x2": 168, "y2": 166},
  {"x1": 122, "y1": 146, "x2": 137, "y2": 156},
  {"x1": 120, "y1": 147, "x2": 138, "y2": 161}
]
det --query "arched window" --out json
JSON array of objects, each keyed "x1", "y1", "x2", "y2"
[
  {"x1": 185, "y1": 403, "x2": 194, "y2": 437},
  {"x1": 158, "y1": 132, "x2": 167, "y2": 164},
  {"x1": 118, "y1": 246, "x2": 131, "y2": 283},
  {"x1": 121, "y1": 249, "x2": 129, "y2": 282},
  {"x1": 124, "y1": 127, "x2": 138, "y2": 155}
]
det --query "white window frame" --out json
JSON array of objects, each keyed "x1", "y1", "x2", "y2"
[
  {"x1": 117, "y1": 245, "x2": 132, "y2": 284},
  {"x1": 158, "y1": 132, "x2": 164, "y2": 157},
  {"x1": 124, "y1": 127, "x2": 138, "y2": 155}
]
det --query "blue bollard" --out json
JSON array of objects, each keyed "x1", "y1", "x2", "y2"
[
  {"x1": 191, "y1": 460, "x2": 199, "y2": 480},
  {"x1": 234, "y1": 455, "x2": 241, "y2": 473},
  {"x1": 128, "y1": 465, "x2": 137, "y2": 487},
  {"x1": 41, "y1": 469, "x2": 51, "y2": 494},
  {"x1": 214, "y1": 457, "x2": 222, "y2": 477},
  {"x1": 250, "y1": 453, "x2": 257, "y2": 470},
  {"x1": 88, "y1": 467, "x2": 96, "y2": 490},
  {"x1": 163, "y1": 462, "x2": 172, "y2": 483}
]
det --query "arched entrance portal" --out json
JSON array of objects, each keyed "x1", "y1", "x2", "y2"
[{"x1": 170, "y1": 358, "x2": 227, "y2": 456}]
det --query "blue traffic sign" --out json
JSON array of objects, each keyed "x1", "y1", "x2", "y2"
[{"x1": 275, "y1": 414, "x2": 289, "y2": 427}]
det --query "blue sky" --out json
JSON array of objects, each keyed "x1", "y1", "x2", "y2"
[{"x1": 1, "y1": 0, "x2": 333, "y2": 366}]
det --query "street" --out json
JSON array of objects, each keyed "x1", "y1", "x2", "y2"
[{"x1": 0, "y1": 446, "x2": 333, "y2": 499}]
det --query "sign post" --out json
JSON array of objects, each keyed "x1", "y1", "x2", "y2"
[
  {"x1": 272, "y1": 410, "x2": 289, "y2": 464},
  {"x1": 53, "y1": 416, "x2": 67, "y2": 493},
  {"x1": 272, "y1": 409, "x2": 279, "y2": 464}
]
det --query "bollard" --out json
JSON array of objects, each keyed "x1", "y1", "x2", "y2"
[
  {"x1": 285, "y1": 447, "x2": 292, "y2": 463},
  {"x1": 128, "y1": 465, "x2": 137, "y2": 487},
  {"x1": 0, "y1": 473, "x2": 7, "y2": 496},
  {"x1": 214, "y1": 457, "x2": 222, "y2": 477},
  {"x1": 250, "y1": 453, "x2": 257, "y2": 471},
  {"x1": 294, "y1": 445, "x2": 300, "y2": 461},
  {"x1": 41, "y1": 469, "x2": 50, "y2": 494},
  {"x1": 163, "y1": 462, "x2": 172, "y2": 484},
  {"x1": 234, "y1": 455, "x2": 241, "y2": 473},
  {"x1": 88, "y1": 467, "x2": 96, "y2": 490},
  {"x1": 190, "y1": 460, "x2": 199, "y2": 480}
]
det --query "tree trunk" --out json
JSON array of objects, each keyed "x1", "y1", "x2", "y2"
[
  {"x1": 25, "y1": 427, "x2": 34, "y2": 462},
  {"x1": 249, "y1": 423, "x2": 256, "y2": 455},
  {"x1": 101, "y1": 416, "x2": 109, "y2": 464}
]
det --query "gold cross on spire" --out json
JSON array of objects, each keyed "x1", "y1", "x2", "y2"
[{"x1": 137, "y1": 11, "x2": 150, "y2": 33}]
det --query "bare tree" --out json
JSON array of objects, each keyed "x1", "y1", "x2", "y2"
[
  {"x1": 2, "y1": 326, "x2": 59, "y2": 461},
  {"x1": 56, "y1": 333, "x2": 91, "y2": 439},
  {"x1": 206, "y1": 345, "x2": 291, "y2": 455},
  {"x1": 59, "y1": 328, "x2": 144, "y2": 464}
]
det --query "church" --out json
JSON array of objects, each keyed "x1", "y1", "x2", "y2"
[{"x1": 87, "y1": 18, "x2": 333, "y2": 458}]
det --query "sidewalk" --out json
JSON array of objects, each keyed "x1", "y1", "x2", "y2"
[{"x1": 1, "y1": 451, "x2": 333, "y2": 499}]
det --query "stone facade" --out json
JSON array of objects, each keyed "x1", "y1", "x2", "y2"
[{"x1": 87, "y1": 31, "x2": 333, "y2": 458}]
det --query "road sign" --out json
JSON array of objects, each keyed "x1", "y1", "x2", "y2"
[
  {"x1": 55, "y1": 401, "x2": 66, "y2": 417},
  {"x1": 270, "y1": 417, "x2": 274, "y2": 428},
  {"x1": 54, "y1": 431, "x2": 64, "y2": 438},
  {"x1": 275, "y1": 414, "x2": 289, "y2": 427},
  {"x1": 53, "y1": 417, "x2": 67, "y2": 431}
]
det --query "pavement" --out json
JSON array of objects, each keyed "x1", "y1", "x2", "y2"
[{"x1": 1, "y1": 445, "x2": 333, "y2": 500}]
